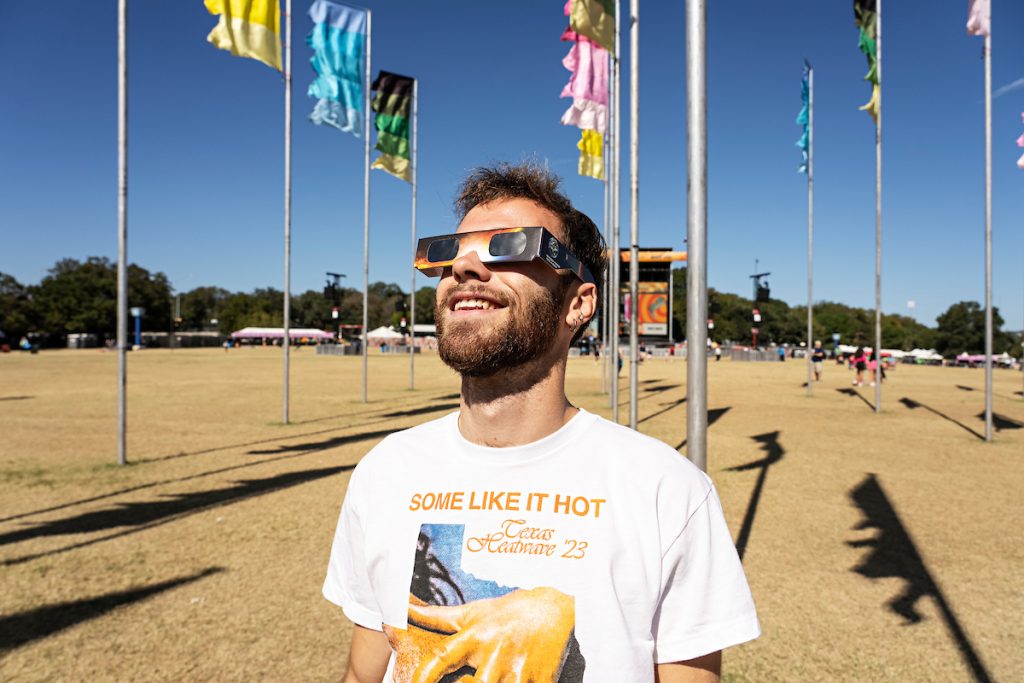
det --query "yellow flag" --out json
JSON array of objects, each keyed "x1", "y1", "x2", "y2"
[
  {"x1": 860, "y1": 84, "x2": 879, "y2": 125},
  {"x1": 372, "y1": 154, "x2": 412, "y2": 183},
  {"x1": 205, "y1": 0, "x2": 282, "y2": 71},
  {"x1": 578, "y1": 130, "x2": 604, "y2": 180}
]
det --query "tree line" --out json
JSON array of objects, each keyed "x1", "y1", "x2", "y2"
[{"x1": 1, "y1": 257, "x2": 1019, "y2": 357}]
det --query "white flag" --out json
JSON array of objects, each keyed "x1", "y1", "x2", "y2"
[{"x1": 967, "y1": 0, "x2": 990, "y2": 37}]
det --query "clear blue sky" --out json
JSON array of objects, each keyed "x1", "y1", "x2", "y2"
[{"x1": 2, "y1": 1, "x2": 1022, "y2": 329}]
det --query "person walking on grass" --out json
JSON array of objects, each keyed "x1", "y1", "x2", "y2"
[
  {"x1": 852, "y1": 346, "x2": 867, "y2": 386},
  {"x1": 324, "y1": 163, "x2": 759, "y2": 683},
  {"x1": 811, "y1": 340, "x2": 826, "y2": 382}
]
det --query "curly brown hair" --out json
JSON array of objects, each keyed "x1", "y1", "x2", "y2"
[{"x1": 454, "y1": 162, "x2": 607, "y2": 344}]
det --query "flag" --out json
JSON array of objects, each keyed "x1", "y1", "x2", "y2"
[
  {"x1": 205, "y1": 0, "x2": 282, "y2": 71},
  {"x1": 967, "y1": 0, "x2": 990, "y2": 37},
  {"x1": 578, "y1": 129, "x2": 604, "y2": 180},
  {"x1": 371, "y1": 71, "x2": 415, "y2": 183},
  {"x1": 569, "y1": 0, "x2": 614, "y2": 53},
  {"x1": 796, "y1": 66, "x2": 810, "y2": 173},
  {"x1": 307, "y1": 0, "x2": 367, "y2": 137},
  {"x1": 560, "y1": 34, "x2": 609, "y2": 134},
  {"x1": 1017, "y1": 113, "x2": 1024, "y2": 170},
  {"x1": 853, "y1": 0, "x2": 879, "y2": 124}
]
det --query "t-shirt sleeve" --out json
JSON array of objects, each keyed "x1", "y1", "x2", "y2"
[
  {"x1": 651, "y1": 485, "x2": 760, "y2": 663},
  {"x1": 322, "y1": 462, "x2": 384, "y2": 631}
]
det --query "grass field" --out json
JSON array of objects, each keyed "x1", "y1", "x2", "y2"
[{"x1": 1, "y1": 347, "x2": 1021, "y2": 682}]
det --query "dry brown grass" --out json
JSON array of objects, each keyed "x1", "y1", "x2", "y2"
[{"x1": 0, "y1": 348, "x2": 1021, "y2": 681}]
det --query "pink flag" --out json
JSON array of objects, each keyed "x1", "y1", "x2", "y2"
[
  {"x1": 559, "y1": 38, "x2": 609, "y2": 134},
  {"x1": 967, "y1": 0, "x2": 990, "y2": 37}
]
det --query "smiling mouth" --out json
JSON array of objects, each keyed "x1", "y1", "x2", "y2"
[{"x1": 452, "y1": 298, "x2": 504, "y2": 312}]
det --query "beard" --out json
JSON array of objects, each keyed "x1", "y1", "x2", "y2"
[{"x1": 436, "y1": 284, "x2": 564, "y2": 378}]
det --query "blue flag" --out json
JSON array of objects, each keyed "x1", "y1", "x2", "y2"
[
  {"x1": 796, "y1": 65, "x2": 810, "y2": 173},
  {"x1": 307, "y1": 0, "x2": 367, "y2": 137}
]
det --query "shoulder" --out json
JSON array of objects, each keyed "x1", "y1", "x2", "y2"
[
  {"x1": 583, "y1": 412, "x2": 713, "y2": 496},
  {"x1": 352, "y1": 411, "x2": 457, "y2": 478}
]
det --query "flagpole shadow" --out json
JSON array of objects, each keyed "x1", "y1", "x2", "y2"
[
  {"x1": 726, "y1": 431, "x2": 785, "y2": 562},
  {"x1": 847, "y1": 474, "x2": 993, "y2": 683},
  {"x1": 898, "y1": 397, "x2": 984, "y2": 441}
]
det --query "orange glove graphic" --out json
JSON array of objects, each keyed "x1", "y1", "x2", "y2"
[{"x1": 406, "y1": 587, "x2": 575, "y2": 683}]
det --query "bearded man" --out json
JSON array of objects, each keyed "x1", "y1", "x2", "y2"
[{"x1": 324, "y1": 163, "x2": 759, "y2": 683}]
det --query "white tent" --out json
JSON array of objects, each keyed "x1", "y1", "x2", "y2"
[{"x1": 364, "y1": 326, "x2": 405, "y2": 341}]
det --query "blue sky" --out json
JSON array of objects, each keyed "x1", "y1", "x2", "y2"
[{"x1": 1, "y1": 1, "x2": 1022, "y2": 328}]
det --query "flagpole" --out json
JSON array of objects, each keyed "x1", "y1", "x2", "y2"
[
  {"x1": 282, "y1": 0, "x2": 293, "y2": 424},
  {"x1": 627, "y1": 0, "x2": 640, "y2": 430},
  {"x1": 410, "y1": 78, "x2": 418, "y2": 391},
  {"x1": 983, "y1": 29, "x2": 993, "y2": 441},
  {"x1": 685, "y1": 0, "x2": 708, "y2": 471},
  {"x1": 874, "y1": 0, "x2": 883, "y2": 414},
  {"x1": 609, "y1": 0, "x2": 621, "y2": 422},
  {"x1": 806, "y1": 62, "x2": 814, "y2": 398},
  {"x1": 116, "y1": 0, "x2": 128, "y2": 465},
  {"x1": 601, "y1": 123, "x2": 609, "y2": 395},
  {"x1": 362, "y1": 11, "x2": 372, "y2": 403}
]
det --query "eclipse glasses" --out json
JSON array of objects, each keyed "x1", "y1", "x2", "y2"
[{"x1": 414, "y1": 227, "x2": 595, "y2": 284}]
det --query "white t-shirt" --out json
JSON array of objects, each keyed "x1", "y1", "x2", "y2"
[{"x1": 324, "y1": 409, "x2": 759, "y2": 682}]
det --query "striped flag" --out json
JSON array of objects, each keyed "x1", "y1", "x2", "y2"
[
  {"x1": 205, "y1": 0, "x2": 282, "y2": 71},
  {"x1": 307, "y1": 0, "x2": 367, "y2": 137},
  {"x1": 371, "y1": 71, "x2": 415, "y2": 182},
  {"x1": 854, "y1": 0, "x2": 879, "y2": 124},
  {"x1": 560, "y1": 2, "x2": 609, "y2": 180}
]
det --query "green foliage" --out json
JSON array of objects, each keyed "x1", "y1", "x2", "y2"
[
  {"x1": 0, "y1": 273, "x2": 37, "y2": 339},
  {"x1": 934, "y1": 301, "x2": 1014, "y2": 356}
]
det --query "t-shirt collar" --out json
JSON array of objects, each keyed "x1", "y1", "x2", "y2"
[{"x1": 447, "y1": 408, "x2": 597, "y2": 466}]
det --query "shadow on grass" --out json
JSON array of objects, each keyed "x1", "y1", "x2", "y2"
[
  {"x1": 0, "y1": 424, "x2": 397, "y2": 525},
  {"x1": 726, "y1": 431, "x2": 785, "y2": 562},
  {"x1": 674, "y1": 407, "x2": 731, "y2": 451},
  {"x1": 0, "y1": 567, "x2": 223, "y2": 653},
  {"x1": 899, "y1": 397, "x2": 984, "y2": 441},
  {"x1": 618, "y1": 383, "x2": 682, "y2": 407},
  {"x1": 837, "y1": 387, "x2": 875, "y2": 411},
  {"x1": 977, "y1": 411, "x2": 1023, "y2": 432},
  {"x1": 0, "y1": 395, "x2": 33, "y2": 402},
  {"x1": 847, "y1": 474, "x2": 993, "y2": 683},
  {"x1": 382, "y1": 403, "x2": 459, "y2": 419},
  {"x1": 955, "y1": 384, "x2": 975, "y2": 392},
  {"x1": 1, "y1": 465, "x2": 353, "y2": 566},
  {"x1": 637, "y1": 398, "x2": 685, "y2": 425},
  {"x1": 287, "y1": 393, "x2": 460, "y2": 426},
  {"x1": 247, "y1": 428, "x2": 396, "y2": 455}
]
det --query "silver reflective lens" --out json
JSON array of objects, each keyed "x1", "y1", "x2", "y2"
[
  {"x1": 488, "y1": 231, "x2": 528, "y2": 257},
  {"x1": 426, "y1": 238, "x2": 460, "y2": 263}
]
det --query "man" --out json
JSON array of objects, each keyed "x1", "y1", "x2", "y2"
[
  {"x1": 324, "y1": 163, "x2": 759, "y2": 683},
  {"x1": 811, "y1": 340, "x2": 826, "y2": 382}
]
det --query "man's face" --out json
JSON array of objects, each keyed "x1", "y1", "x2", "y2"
[{"x1": 435, "y1": 198, "x2": 570, "y2": 377}]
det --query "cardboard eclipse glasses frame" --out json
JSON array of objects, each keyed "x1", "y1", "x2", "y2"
[{"x1": 414, "y1": 227, "x2": 595, "y2": 284}]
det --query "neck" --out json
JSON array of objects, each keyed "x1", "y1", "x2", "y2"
[{"x1": 458, "y1": 352, "x2": 576, "y2": 447}]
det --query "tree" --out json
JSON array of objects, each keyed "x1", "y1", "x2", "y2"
[
  {"x1": 414, "y1": 286, "x2": 436, "y2": 325},
  {"x1": 934, "y1": 301, "x2": 1013, "y2": 357},
  {"x1": 0, "y1": 273, "x2": 37, "y2": 340},
  {"x1": 31, "y1": 257, "x2": 172, "y2": 340},
  {"x1": 178, "y1": 286, "x2": 231, "y2": 331}
]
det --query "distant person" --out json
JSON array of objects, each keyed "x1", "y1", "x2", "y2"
[
  {"x1": 714, "y1": 343, "x2": 722, "y2": 362},
  {"x1": 811, "y1": 340, "x2": 826, "y2": 381},
  {"x1": 777, "y1": 345, "x2": 785, "y2": 362},
  {"x1": 852, "y1": 346, "x2": 867, "y2": 386},
  {"x1": 868, "y1": 350, "x2": 887, "y2": 386}
]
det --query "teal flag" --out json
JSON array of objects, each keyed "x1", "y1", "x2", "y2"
[
  {"x1": 307, "y1": 0, "x2": 367, "y2": 137},
  {"x1": 796, "y1": 65, "x2": 809, "y2": 173}
]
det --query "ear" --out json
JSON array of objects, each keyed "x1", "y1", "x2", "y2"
[{"x1": 564, "y1": 281, "x2": 598, "y2": 328}]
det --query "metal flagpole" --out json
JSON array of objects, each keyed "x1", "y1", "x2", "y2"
[
  {"x1": 874, "y1": 0, "x2": 883, "y2": 414},
  {"x1": 685, "y1": 0, "x2": 708, "y2": 471},
  {"x1": 628, "y1": 0, "x2": 640, "y2": 430},
  {"x1": 117, "y1": 0, "x2": 128, "y2": 465},
  {"x1": 806, "y1": 62, "x2": 814, "y2": 398},
  {"x1": 410, "y1": 78, "x2": 418, "y2": 391},
  {"x1": 609, "y1": 0, "x2": 621, "y2": 421},
  {"x1": 601, "y1": 126, "x2": 609, "y2": 395},
  {"x1": 983, "y1": 29, "x2": 993, "y2": 441},
  {"x1": 282, "y1": 0, "x2": 293, "y2": 424},
  {"x1": 362, "y1": 11, "x2": 372, "y2": 403}
]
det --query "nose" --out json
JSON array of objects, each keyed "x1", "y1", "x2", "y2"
[{"x1": 450, "y1": 249, "x2": 492, "y2": 283}]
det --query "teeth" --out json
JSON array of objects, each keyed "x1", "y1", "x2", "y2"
[{"x1": 454, "y1": 298, "x2": 497, "y2": 311}]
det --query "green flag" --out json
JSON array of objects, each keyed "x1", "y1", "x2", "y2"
[{"x1": 371, "y1": 71, "x2": 415, "y2": 182}]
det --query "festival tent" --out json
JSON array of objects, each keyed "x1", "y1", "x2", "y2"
[
  {"x1": 364, "y1": 326, "x2": 405, "y2": 341},
  {"x1": 231, "y1": 327, "x2": 334, "y2": 340}
]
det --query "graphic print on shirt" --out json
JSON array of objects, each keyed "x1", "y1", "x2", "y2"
[{"x1": 383, "y1": 523, "x2": 586, "y2": 683}]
